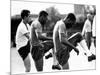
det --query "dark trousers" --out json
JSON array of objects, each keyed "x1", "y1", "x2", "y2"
[
  {"x1": 18, "y1": 41, "x2": 30, "y2": 60},
  {"x1": 85, "y1": 32, "x2": 92, "y2": 49},
  {"x1": 31, "y1": 40, "x2": 53, "y2": 71},
  {"x1": 93, "y1": 37, "x2": 96, "y2": 47},
  {"x1": 56, "y1": 32, "x2": 83, "y2": 66}
]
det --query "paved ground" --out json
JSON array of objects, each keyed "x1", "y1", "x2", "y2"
[{"x1": 11, "y1": 42, "x2": 96, "y2": 75}]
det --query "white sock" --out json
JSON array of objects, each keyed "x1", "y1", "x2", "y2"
[
  {"x1": 53, "y1": 53, "x2": 59, "y2": 65},
  {"x1": 79, "y1": 40, "x2": 92, "y2": 56}
]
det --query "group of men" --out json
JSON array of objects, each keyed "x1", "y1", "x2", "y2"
[{"x1": 15, "y1": 9, "x2": 96, "y2": 72}]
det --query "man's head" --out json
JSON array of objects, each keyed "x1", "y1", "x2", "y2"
[
  {"x1": 87, "y1": 13, "x2": 93, "y2": 21},
  {"x1": 21, "y1": 9, "x2": 31, "y2": 24},
  {"x1": 64, "y1": 13, "x2": 76, "y2": 29},
  {"x1": 38, "y1": 10, "x2": 48, "y2": 25}
]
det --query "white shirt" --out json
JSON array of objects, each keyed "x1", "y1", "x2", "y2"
[
  {"x1": 16, "y1": 20, "x2": 30, "y2": 50},
  {"x1": 82, "y1": 19, "x2": 92, "y2": 35},
  {"x1": 92, "y1": 16, "x2": 96, "y2": 37}
]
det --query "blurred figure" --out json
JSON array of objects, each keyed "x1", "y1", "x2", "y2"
[
  {"x1": 15, "y1": 10, "x2": 31, "y2": 72},
  {"x1": 30, "y1": 10, "x2": 53, "y2": 72},
  {"x1": 82, "y1": 13, "x2": 93, "y2": 50}
]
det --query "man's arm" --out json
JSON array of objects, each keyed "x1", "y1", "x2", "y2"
[
  {"x1": 60, "y1": 33, "x2": 79, "y2": 55},
  {"x1": 20, "y1": 25, "x2": 30, "y2": 40},
  {"x1": 82, "y1": 23, "x2": 86, "y2": 36},
  {"x1": 37, "y1": 32, "x2": 52, "y2": 41},
  {"x1": 24, "y1": 32, "x2": 30, "y2": 39},
  {"x1": 58, "y1": 23, "x2": 78, "y2": 51}
]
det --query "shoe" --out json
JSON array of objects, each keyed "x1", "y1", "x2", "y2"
[
  {"x1": 88, "y1": 54, "x2": 96, "y2": 62},
  {"x1": 52, "y1": 65, "x2": 61, "y2": 70},
  {"x1": 45, "y1": 53, "x2": 53, "y2": 59},
  {"x1": 25, "y1": 69, "x2": 30, "y2": 72}
]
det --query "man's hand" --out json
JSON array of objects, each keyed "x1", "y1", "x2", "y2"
[
  {"x1": 47, "y1": 37, "x2": 53, "y2": 40},
  {"x1": 38, "y1": 43, "x2": 44, "y2": 48},
  {"x1": 75, "y1": 48, "x2": 79, "y2": 55}
]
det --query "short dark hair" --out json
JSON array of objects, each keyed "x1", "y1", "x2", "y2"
[
  {"x1": 39, "y1": 10, "x2": 48, "y2": 17},
  {"x1": 21, "y1": 10, "x2": 30, "y2": 19},
  {"x1": 67, "y1": 13, "x2": 76, "y2": 21}
]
